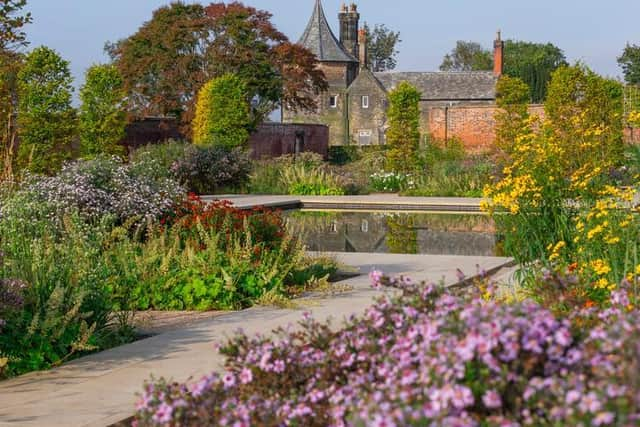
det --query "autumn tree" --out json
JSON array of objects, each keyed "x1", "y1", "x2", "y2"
[
  {"x1": 79, "y1": 64, "x2": 127, "y2": 157},
  {"x1": 17, "y1": 46, "x2": 76, "y2": 174},
  {"x1": 1, "y1": 0, "x2": 31, "y2": 181},
  {"x1": 439, "y1": 41, "x2": 492, "y2": 72},
  {"x1": 105, "y1": 3, "x2": 209, "y2": 122},
  {"x1": 494, "y1": 75, "x2": 530, "y2": 153},
  {"x1": 617, "y1": 43, "x2": 640, "y2": 85},
  {"x1": 363, "y1": 23, "x2": 401, "y2": 72},
  {"x1": 107, "y1": 2, "x2": 327, "y2": 130},
  {"x1": 193, "y1": 74, "x2": 251, "y2": 148},
  {"x1": 385, "y1": 82, "x2": 421, "y2": 174}
]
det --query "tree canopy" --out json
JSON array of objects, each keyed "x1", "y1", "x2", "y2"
[
  {"x1": 364, "y1": 23, "x2": 401, "y2": 72},
  {"x1": 192, "y1": 74, "x2": 251, "y2": 148},
  {"x1": 79, "y1": 64, "x2": 127, "y2": 157},
  {"x1": 439, "y1": 41, "x2": 493, "y2": 72},
  {"x1": 439, "y1": 39, "x2": 567, "y2": 102},
  {"x1": 107, "y1": 1, "x2": 327, "y2": 129},
  {"x1": 17, "y1": 46, "x2": 76, "y2": 174},
  {"x1": 617, "y1": 43, "x2": 640, "y2": 86},
  {"x1": 0, "y1": 0, "x2": 31, "y2": 52}
]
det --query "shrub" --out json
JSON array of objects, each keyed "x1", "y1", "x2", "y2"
[
  {"x1": 129, "y1": 140, "x2": 190, "y2": 181},
  {"x1": 281, "y1": 163, "x2": 345, "y2": 196},
  {"x1": 170, "y1": 145, "x2": 251, "y2": 194},
  {"x1": 134, "y1": 274, "x2": 640, "y2": 426},
  {"x1": 0, "y1": 214, "x2": 115, "y2": 377},
  {"x1": 1, "y1": 156, "x2": 184, "y2": 227},
  {"x1": 386, "y1": 81, "x2": 421, "y2": 173},
  {"x1": 107, "y1": 200, "x2": 310, "y2": 312},
  {"x1": 78, "y1": 64, "x2": 127, "y2": 157},
  {"x1": 192, "y1": 74, "x2": 251, "y2": 148},
  {"x1": 328, "y1": 146, "x2": 361, "y2": 165},
  {"x1": 17, "y1": 46, "x2": 77, "y2": 174}
]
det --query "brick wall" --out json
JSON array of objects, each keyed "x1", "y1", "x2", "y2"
[
  {"x1": 248, "y1": 123, "x2": 329, "y2": 159},
  {"x1": 624, "y1": 127, "x2": 640, "y2": 144},
  {"x1": 426, "y1": 104, "x2": 545, "y2": 152}
]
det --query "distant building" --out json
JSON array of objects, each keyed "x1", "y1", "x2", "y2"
[{"x1": 283, "y1": 0, "x2": 507, "y2": 151}]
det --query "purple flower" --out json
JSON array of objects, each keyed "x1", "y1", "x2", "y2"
[
  {"x1": 222, "y1": 372, "x2": 236, "y2": 389},
  {"x1": 152, "y1": 402, "x2": 173, "y2": 424},
  {"x1": 239, "y1": 368, "x2": 253, "y2": 385}
]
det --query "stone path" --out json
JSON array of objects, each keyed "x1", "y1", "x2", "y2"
[
  {"x1": 0, "y1": 253, "x2": 511, "y2": 427},
  {"x1": 205, "y1": 194, "x2": 485, "y2": 212}
]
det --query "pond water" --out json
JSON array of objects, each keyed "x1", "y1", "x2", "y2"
[{"x1": 285, "y1": 211, "x2": 499, "y2": 256}]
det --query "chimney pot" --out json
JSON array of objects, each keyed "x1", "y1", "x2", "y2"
[
  {"x1": 493, "y1": 30, "x2": 504, "y2": 77},
  {"x1": 350, "y1": 3, "x2": 357, "y2": 12}
]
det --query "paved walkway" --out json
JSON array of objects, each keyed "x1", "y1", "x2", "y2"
[
  {"x1": 0, "y1": 253, "x2": 511, "y2": 427},
  {"x1": 204, "y1": 194, "x2": 485, "y2": 212}
]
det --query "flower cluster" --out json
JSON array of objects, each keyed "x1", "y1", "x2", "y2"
[
  {"x1": 1, "y1": 156, "x2": 184, "y2": 227},
  {"x1": 369, "y1": 171, "x2": 415, "y2": 193},
  {"x1": 134, "y1": 274, "x2": 640, "y2": 426},
  {"x1": 170, "y1": 146, "x2": 251, "y2": 195}
]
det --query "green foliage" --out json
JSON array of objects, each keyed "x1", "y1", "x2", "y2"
[
  {"x1": 364, "y1": 23, "x2": 401, "y2": 72},
  {"x1": 503, "y1": 40, "x2": 567, "y2": 103},
  {"x1": 385, "y1": 81, "x2": 421, "y2": 173},
  {"x1": 17, "y1": 46, "x2": 76, "y2": 174},
  {"x1": 439, "y1": 41, "x2": 493, "y2": 71},
  {"x1": 0, "y1": 51, "x2": 20, "y2": 184},
  {"x1": 280, "y1": 162, "x2": 345, "y2": 196},
  {"x1": 79, "y1": 64, "x2": 126, "y2": 157},
  {"x1": 193, "y1": 75, "x2": 251, "y2": 148},
  {"x1": 495, "y1": 75, "x2": 531, "y2": 152},
  {"x1": 0, "y1": 0, "x2": 31, "y2": 51},
  {"x1": 328, "y1": 145, "x2": 361, "y2": 165},
  {"x1": 0, "y1": 213, "x2": 114, "y2": 377},
  {"x1": 129, "y1": 140, "x2": 190, "y2": 181},
  {"x1": 545, "y1": 63, "x2": 624, "y2": 160},
  {"x1": 617, "y1": 43, "x2": 640, "y2": 85}
]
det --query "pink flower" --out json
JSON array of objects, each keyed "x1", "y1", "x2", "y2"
[
  {"x1": 592, "y1": 412, "x2": 615, "y2": 426},
  {"x1": 239, "y1": 368, "x2": 253, "y2": 385},
  {"x1": 222, "y1": 372, "x2": 236, "y2": 389},
  {"x1": 483, "y1": 390, "x2": 502, "y2": 409}
]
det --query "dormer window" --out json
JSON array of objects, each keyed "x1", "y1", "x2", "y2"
[
  {"x1": 329, "y1": 95, "x2": 338, "y2": 108},
  {"x1": 362, "y1": 95, "x2": 369, "y2": 109}
]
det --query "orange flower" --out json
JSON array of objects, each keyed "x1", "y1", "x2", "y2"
[
  {"x1": 568, "y1": 262, "x2": 578, "y2": 273},
  {"x1": 584, "y1": 300, "x2": 596, "y2": 308}
]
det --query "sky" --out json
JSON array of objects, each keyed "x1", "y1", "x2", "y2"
[{"x1": 24, "y1": 0, "x2": 640, "y2": 95}]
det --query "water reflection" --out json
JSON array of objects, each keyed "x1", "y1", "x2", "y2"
[{"x1": 286, "y1": 211, "x2": 497, "y2": 256}]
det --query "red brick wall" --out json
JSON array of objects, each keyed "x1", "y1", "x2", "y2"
[
  {"x1": 624, "y1": 127, "x2": 640, "y2": 144},
  {"x1": 426, "y1": 104, "x2": 545, "y2": 152},
  {"x1": 248, "y1": 123, "x2": 329, "y2": 160}
]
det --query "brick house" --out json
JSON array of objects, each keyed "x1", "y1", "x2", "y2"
[{"x1": 283, "y1": 0, "x2": 507, "y2": 151}]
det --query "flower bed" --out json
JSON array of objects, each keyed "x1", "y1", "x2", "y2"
[{"x1": 134, "y1": 273, "x2": 640, "y2": 426}]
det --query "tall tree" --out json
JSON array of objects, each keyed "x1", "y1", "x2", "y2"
[
  {"x1": 503, "y1": 40, "x2": 567, "y2": 103},
  {"x1": 439, "y1": 41, "x2": 492, "y2": 72},
  {"x1": 385, "y1": 81, "x2": 421, "y2": 174},
  {"x1": 192, "y1": 74, "x2": 251, "y2": 148},
  {"x1": 17, "y1": 46, "x2": 76, "y2": 174},
  {"x1": 105, "y1": 3, "x2": 209, "y2": 122},
  {"x1": 79, "y1": 64, "x2": 127, "y2": 157},
  {"x1": 0, "y1": 0, "x2": 31, "y2": 181},
  {"x1": 363, "y1": 23, "x2": 401, "y2": 72},
  {"x1": 617, "y1": 43, "x2": 640, "y2": 85},
  {"x1": 107, "y1": 1, "x2": 327, "y2": 130},
  {"x1": 0, "y1": 0, "x2": 31, "y2": 51}
]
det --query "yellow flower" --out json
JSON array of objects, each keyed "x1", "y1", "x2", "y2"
[
  {"x1": 590, "y1": 259, "x2": 611, "y2": 276},
  {"x1": 604, "y1": 236, "x2": 620, "y2": 245},
  {"x1": 594, "y1": 278, "x2": 610, "y2": 289}
]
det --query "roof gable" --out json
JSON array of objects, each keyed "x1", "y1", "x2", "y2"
[
  {"x1": 374, "y1": 71, "x2": 498, "y2": 101},
  {"x1": 299, "y1": 0, "x2": 358, "y2": 63}
]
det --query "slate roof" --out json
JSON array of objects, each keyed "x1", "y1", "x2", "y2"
[
  {"x1": 299, "y1": 0, "x2": 358, "y2": 63},
  {"x1": 374, "y1": 71, "x2": 498, "y2": 101}
]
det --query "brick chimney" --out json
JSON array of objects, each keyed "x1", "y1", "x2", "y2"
[
  {"x1": 339, "y1": 2, "x2": 360, "y2": 59},
  {"x1": 493, "y1": 30, "x2": 504, "y2": 77},
  {"x1": 358, "y1": 28, "x2": 368, "y2": 68}
]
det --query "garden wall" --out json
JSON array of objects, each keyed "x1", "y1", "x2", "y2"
[
  {"x1": 248, "y1": 123, "x2": 329, "y2": 160},
  {"x1": 624, "y1": 127, "x2": 640, "y2": 144},
  {"x1": 426, "y1": 104, "x2": 545, "y2": 152}
]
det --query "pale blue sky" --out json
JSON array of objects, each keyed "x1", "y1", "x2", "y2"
[{"x1": 25, "y1": 0, "x2": 640, "y2": 93}]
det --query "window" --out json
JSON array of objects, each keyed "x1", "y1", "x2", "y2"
[
  {"x1": 360, "y1": 219, "x2": 369, "y2": 233},
  {"x1": 329, "y1": 95, "x2": 338, "y2": 108},
  {"x1": 361, "y1": 95, "x2": 369, "y2": 109},
  {"x1": 358, "y1": 129, "x2": 372, "y2": 145}
]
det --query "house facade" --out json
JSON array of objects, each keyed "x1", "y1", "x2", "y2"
[{"x1": 283, "y1": 0, "x2": 506, "y2": 151}]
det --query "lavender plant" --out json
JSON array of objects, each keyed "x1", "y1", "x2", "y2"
[{"x1": 135, "y1": 273, "x2": 640, "y2": 426}]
